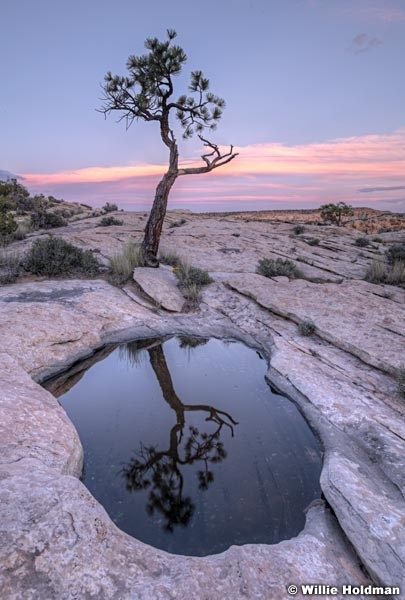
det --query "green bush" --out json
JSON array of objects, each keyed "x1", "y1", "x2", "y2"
[
  {"x1": 97, "y1": 215, "x2": 124, "y2": 227},
  {"x1": 256, "y1": 257, "x2": 301, "y2": 279},
  {"x1": 307, "y1": 238, "x2": 320, "y2": 246},
  {"x1": 30, "y1": 210, "x2": 67, "y2": 230},
  {"x1": 293, "y1": 225, "x2": 305, "y2": 235},
  {"x1": 24, "y1": 236, "x2": 99, "y2": 277},
  {"x1": 365, "y1": 260, "x2": 386, "y2": 283},
  {"x1": 0, "y1": 249, "x2": 22, "y2": 283},
  {"x1": 0, "y1": 198, "x2": 14, "y2": 214},
  {"x1": 354, "y1": 237, "x2": 370, "y2": 247},
  {"x1": 174, "y1": 263, "x2": 213, "y2": 288},
  {"x1": 102, "y1": 202, "x2": 118, "y2": 213},
  {"x1": 0, "y1": 212, "x2": 18, "y2": 244},
  {"x1": 0, "y1": 178, "x2": 30, "y2": 213},
  {"x1": 372, "y1": 237, "x2": 383, "y2": 243},
  {"x1": 173, "y1": 262, "x2": 212, "y2": 308},
  {"x1": 298, "y1": 321, "x2": 316, "y2": 336},
  {"x1": 108, "y1": 242, "x2": 145, "y2": 286},
  {"x1": 386, "y1": 244, "x2": 405, "y2": 265}
]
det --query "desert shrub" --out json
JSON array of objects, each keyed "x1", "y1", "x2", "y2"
[
  {"x1": 365, "y1": 260, "x2": 386, "y2": 283},
  {"x1": 173, "y1": 262, "x2": 212, "y2": 308},
  {"x1": 24, "y1": 236, "x2": 99, "y2": 277},
  {"x1": 30, "y1": 210, "x2": 67, "y2": 230},
  {"x1": 354, "y1": 237, "x2": 370, "y2": 247},
  {"x1": 102, "y1": 202, "x2": 118, "y2": 213},
  {"x1": 231, "y1": 233, "x2": 240, "y2": 237},
  {"x1": 174, "y1": 263, "x2": 213, "y2": 288},
  {"x1": 182, "y1": 282, "x2": 200, "y2": 303},
  {"x1": 386, "y1": 261, "x2": 405, "y2": 286},
  {"x1": 396, "y1": 367, "x2": 405, "y2": 397},
  {"x1": 12, "y1": 221, "x2": 31, "y2": 240},
  {"x1": 0, "y1": 178, "x2": 30, "y2": 213},
  {"x1": 0, "y1": 198, "x2": 14, "y2": 214},
  {"x1": 306, "y1": 238, "x2": 320, "y2": 246},
  {"x1": 372, "y1": 237, "x2": 383, "y2": 243},
  {"x1": 256, "y1": 257, "x2": 301, "y2": 279},
  {"x1": 58, "y1": 207, "x2": 75, "y2": 218},
  {"x1": 97, "y1": 215, "x2": 124, "y2": 227},
  {"x1": 386, "y1": 244, "x2": 405, "y2": 265},
  {"x1": 158, "y1": 248, "x2": 182, "y2": 267},
  {"x1": 108, "y1": 242, "x2": 144, "y2": 286},
  {"x1": 169, "y1": 218, "x2": 186, "y2": 228},
  {"x1": 0, "y1": 249, "x2": 22, "y2": 283},
  {"x1": 0, "y1": 211, "x2": 18, "y2": 244},
  {"x1": 293, "y1": 225, "x2": 305, "y2": 235},
  {"x1": 298, "y1": 321, "x2": 316, "y2": 336}
]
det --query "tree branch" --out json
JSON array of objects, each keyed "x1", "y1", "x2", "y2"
[{"x1": 178, "y1": 136, "x2": 238, "y2": 176}]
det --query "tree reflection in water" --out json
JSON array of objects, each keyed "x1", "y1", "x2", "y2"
[{"x1": 122, "y1": 343, "x2": 238, "y2": 533}]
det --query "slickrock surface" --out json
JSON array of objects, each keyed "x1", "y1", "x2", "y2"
[
  {"x1": 1, "y1": 210, "x2": 404, "y2": 599},
  {"x1": 133, "y1": 265, "x2": 185, "y2": 311}
]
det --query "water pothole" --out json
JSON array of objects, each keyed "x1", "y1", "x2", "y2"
[{"x1": 44, "y1": 336, "x2": 322, "y2": 556}]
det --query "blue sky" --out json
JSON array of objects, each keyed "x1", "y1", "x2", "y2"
[{"x1": 1, "y1": 0, "x2": 404, "y2": 211}]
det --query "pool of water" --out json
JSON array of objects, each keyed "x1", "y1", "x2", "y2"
[{"x1": 44, "y1": 336, "x2": 322, "y2": 556}]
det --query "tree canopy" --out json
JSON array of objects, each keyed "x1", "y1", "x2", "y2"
[{"x1": 320, "y1": 202, "x2": 353, "y2": 226}]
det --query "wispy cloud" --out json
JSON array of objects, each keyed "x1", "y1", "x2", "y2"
[
  {"x1": 24, "y1": 164, "x2": 165, "y2": 186},
  {"x1": 358, "y1": 185, "x2": 405, "y2": 192},
  {"x1": 341, "y1": 2, "x2": 405, "y2": 23},
  {"x1": 21, "y1": 129, "x2": 405, "y2": 211},
  {"x1": 348, "y1": 33, "x2": 383, "y2": 54}
]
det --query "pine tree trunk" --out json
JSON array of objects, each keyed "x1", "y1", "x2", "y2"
[
  {"x1": 141, "y1": 118, "x2": 178, "y2": 267},
  {"x1": 141, "y1": 171, "x2": 177, "y2": 266}
]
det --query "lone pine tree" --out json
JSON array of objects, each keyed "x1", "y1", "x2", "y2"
[{"x1": 99, "y1": 29, "x2": 238, "y2": 266}]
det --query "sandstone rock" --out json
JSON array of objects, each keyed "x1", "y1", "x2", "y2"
[
  {"x1": 0, "y1": 212, "x2": 404, "y2": 598},
  {"x1": 133, "y1": 265, "x2": 185, "y2": 312},
  {"x1": 224, "y1": 273, "x2": 405, "y2": 373}
]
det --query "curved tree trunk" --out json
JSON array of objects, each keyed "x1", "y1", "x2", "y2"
[
  {"x1": 141, "y1": 170, "x2": 178, "y2": 265},
  {"x1": 140, "y1": 115, "x2": 178, "y2": 267}
]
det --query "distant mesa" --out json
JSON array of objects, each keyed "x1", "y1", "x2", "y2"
[{"x1": 0, "y1": 169, "x2": 23, "y2": 181}]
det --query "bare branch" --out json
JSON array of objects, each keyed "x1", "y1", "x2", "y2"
[{"x1": 178, "y1": 136, "x2": 238, "y2": 176}]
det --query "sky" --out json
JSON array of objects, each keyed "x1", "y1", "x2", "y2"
[{"x1": 1, "y1": 0, "x2": 404, "y2": 213}]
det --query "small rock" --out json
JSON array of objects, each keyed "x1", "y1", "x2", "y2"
[{"x1": 133, "y1": 266, "x2": 185, "y2": 312}]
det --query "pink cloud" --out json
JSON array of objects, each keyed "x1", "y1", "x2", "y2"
[
  {"x1": 341, "y1": 2, "x2": 405, "y2": 22},
  {"x1": 21, "y1": 129, "x2": 405, "y2": 211}
]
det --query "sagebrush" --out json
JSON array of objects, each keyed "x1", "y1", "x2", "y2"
[
  {"x1": 0, "y1": 249, "x2": 22, "y2": 284},
  {"x1": 24, "y1": 236, "x2": 99, "y2": 277},
  {"x1": 298, "y1": 321, "x2": 316, "y2": 336},
  {"x1": 98, "y1": 216, "x2": 124, "y2": 227},
  {"x1": 257, "y1": 257, "x2": 301, "y2": 279}
]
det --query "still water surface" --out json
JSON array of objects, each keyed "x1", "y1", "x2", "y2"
[{"x1": 45, "y1": 337, "x2": 322, "y2": 556}]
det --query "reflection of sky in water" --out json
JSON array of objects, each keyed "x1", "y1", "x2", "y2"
[{"x1": 50, "y1": 337, "x2": 322, "y2": 556}]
